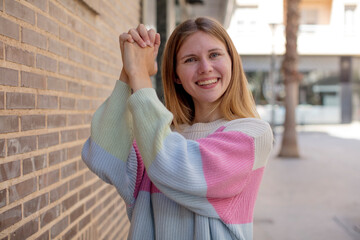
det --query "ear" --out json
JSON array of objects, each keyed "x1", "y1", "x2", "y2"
[{"x1": 174, "y1": 78, "x2": 182, "y2": 84}]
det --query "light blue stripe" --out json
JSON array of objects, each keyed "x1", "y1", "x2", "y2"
[
  {"x1": 82, "y1": 138, "x2": 137, "y2": 210},
  {"x1": 147, "y1": 132, "x2": 219, "y2": 218}
]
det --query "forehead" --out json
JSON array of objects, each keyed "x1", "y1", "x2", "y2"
[{"x1": 177, "y1": 31, "x2": 226, "y2": 56}]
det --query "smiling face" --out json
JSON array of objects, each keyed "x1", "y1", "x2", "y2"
[{"x1": 175, "y1": 31, "x2": 232, "y2": 113}]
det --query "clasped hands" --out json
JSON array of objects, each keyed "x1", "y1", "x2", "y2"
[{"x1": 119, "y1": 24, "x2": 161, "y2": 92}]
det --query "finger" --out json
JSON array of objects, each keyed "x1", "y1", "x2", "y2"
[
  {"x1": 129, "y1": 28, "x2": 147, "y2": 48},
  {"x1": 148, "y1": 29, "x2": 156, "y2": 47},
  {"x1": 154, "y1": 33, "x2": 161, "y2": 57},
  {"x1": 137, "y1": 24, "x2": 151, "y2": 46}
]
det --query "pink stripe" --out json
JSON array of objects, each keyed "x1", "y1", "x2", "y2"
[
  {"x1": 139, "y1": 171, "x2": 161, "y2": 193},
  {"x1": 198, "y1": 128, "x2": 258, "y2": 223},
  {"x1": 208, "y1": 167, "x2": 264, "y2": 224},
  {"x1": 133, "y1": 141, "x2": 145, "y2": 199}
]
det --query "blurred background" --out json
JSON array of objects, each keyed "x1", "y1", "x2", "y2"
[{"x1": 1, "y1": 0, "x2": 359, "y2": 239}]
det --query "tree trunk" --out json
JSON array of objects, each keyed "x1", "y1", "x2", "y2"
[{"x1": 278, "y1": 0, "x2": 301, "y2": 158}]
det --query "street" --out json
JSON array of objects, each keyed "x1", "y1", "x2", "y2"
[{"x1": 254, "y1": 123, "x2": 360, "y2": 240}]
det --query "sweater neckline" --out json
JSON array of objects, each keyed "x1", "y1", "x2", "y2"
[{"x1": 179, "y1": 118, "x2": 228, "y2": 134}]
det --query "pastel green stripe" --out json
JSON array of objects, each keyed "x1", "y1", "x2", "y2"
[
  {"x1": 91, "y1": 80, "x2": 133, "y2": 162},
  {"x1": 128, "y1": 88, "x2": 173, "y2": 169}
]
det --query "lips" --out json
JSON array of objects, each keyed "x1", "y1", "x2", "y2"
[{"x1": 196, "y1": 78, "x2": 219, "y2": 86}]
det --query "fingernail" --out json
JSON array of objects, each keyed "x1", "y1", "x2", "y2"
[
  {"x1": 146, "y1": 40, "x2": 151, "y2": 46},
  {"x1": 141, "y1": 42, "x2": 147, "y2": 47}
]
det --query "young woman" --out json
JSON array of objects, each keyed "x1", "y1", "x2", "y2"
[{"x1": 82, "y1": 17, "x2": 273, "y2": 239}]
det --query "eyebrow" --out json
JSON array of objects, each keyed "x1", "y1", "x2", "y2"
[{"x1": 179, "y1": 48, "x2": 225, "y2": 60}]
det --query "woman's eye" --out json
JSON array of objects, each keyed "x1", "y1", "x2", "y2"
[
  {"x1": 210, "y1": 52, "x2": 220, "y2": 58},
  {"x1": 184, "y1": 58, "x2": 196, "y2": 63}
]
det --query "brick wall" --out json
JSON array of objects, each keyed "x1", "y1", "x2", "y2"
[{"x1": 0, "y1": 0, "x2": 141, "y2": 239}]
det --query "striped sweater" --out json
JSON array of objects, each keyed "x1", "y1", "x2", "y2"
[{"x1": 81, "y1": 80, "x2": 273, "y2": 240}]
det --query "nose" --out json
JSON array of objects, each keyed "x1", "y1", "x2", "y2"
[{"x1": 198, "y1": 58, "x2": 213, "y2": 74}]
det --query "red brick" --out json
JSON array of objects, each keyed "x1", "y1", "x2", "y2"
[
  {"x1": 49, "y1": 2, "x2": 67, "y2": 24},
  {"x1": 0, "y1": 139, "x2": 5, "y2": 158},
  {"x1": 47, "y1": 77, "x2": 66, "y2": 92},
  {"x1": 40, "y1": 205, "x2": 60, "y2": 227},
  {"x1": 0, "y1": 0, "x2": 3, "y2": 11},
  {"x1": 47, "y1": 114, "x2": 66, "y2": 129},
  {"x1": 21, "y1": 71, "x2": 46, "y2": 89},
  {"x1": 39, "y1": 169, "x2": 60, "y2": 190},
  {"x1": 78, "y1": 128, "x2": 90, "y2": 139},
  {"x1": 21, "y1": 28, "x2": 47, "y2": 50},
  {"x1": 61, "y1": 162, "x2": 77, "y2": 179},
  {"x1": 84, "y1": 114, "x2": 92, "y2": 124},
  {"x1": 62, "y1": 193, "x2": 77, "y2": 212},
  {"x1": 67, "y1": 81, "x2": 82, "y2": 94},
  {"x1": 0, "y1": 67, "x2": 18, "y2": 87},
  {"x1": 0, "y1": 16, "x2": 19, "y2": 40},
  {"x1": 6, "y1": 92, "x2": 35, "y2": 109},
  {"x1": 21, "y1": 115, "x2": 45, "y2": 131},
  {"x1": 35, "y1": 231, "x2": 49, "y2": 240},
  {"x1": 9, "y1": 177, "x2": 37, "y2": 203},
  {"x1": 78, "y1": 213, "x2": 91, "y2": 231},
  {"x1": 49, "y1": 148, "x2": 67, "y2": 166},
  {"x1": 5, "y1": 45, "x2": 35, "y2": 67},
  {"x1": 50, "y1": 182, "x2": 68, "y2": 203},
  {"x1": 85, "y1": 196, "x2": 96, "y2": 210},
  {"x1": 67, "y1": 145, "x2": 82, "y2": 160},
  {"x1": 70, "y1": 205, "x2": 84, "y2": 223},
  {"x1": 79, "y1": 185, "x2": 92, "y2": 200},
  {"x1": 50, "y1": 216, "x2": 68, "y2": 238},
  {"x1": 38, "y1": 132, "x2": 59, "y2": 149},
  {"x1": 57, "y1": 0, "x2": 76, "y2": 12},
  {"x1": 76, "y1": 99, "x2": 90, "y2": 110},
  {"x1": 5, "y1": 0, "x2": 35, "y2": 25},
  {"x1": 68, "y1": 48, "x2": 83, "y2": 64},
  {"x1": 25, "y1": 0, "x2": 47, "y2": 12},
  {"x1": 23, "y1": 193, "x2": 49, "y2": 217},
  {"x1": 37, "y1": 14, "x2": 59, "y2": 36},
  {"x1": 68, "y1": 114, "x2": 83, "y2": 126},
  {"x1": 37, "y1": 95, "x2": 58, "y2": 109},
  {"x1": 0, "y1": 92, "x2": 3, "y2": 109},
  {"x1": 63, "y1": 225, "x2": 77, "y2": 240},
  {"x1": 97, "y1": 87, "x2": 112, "y2": 98},
  {"x1": 61, "y1": 129, "x2": 77, "y2": 143},
  {"x1": 0, "y1": 188, "x2": 6, "y2": 208},
  {"x1": 0, "y1": 160, "x2": 20, "y2": 181},
  {"x1": 82, "y1": 85, "x2": 96, "y2": 97},
  {"x1": 59, "y1": 62, "x2": 76, "y2": 78},
  {"x1": 0, "y1": 41, "x2": 3, "y2": 60},
  {"x1": 59, "y1": 27, "x2": 76, "y2": 45},
  {"x1": 69, "y1": 175, "x2": 83, "y2": 191},
  {"x1": 85, "y1": 171, "x2": 96, "y2": 181},
  {"x1": 91, "y1": 99, "x2": 103, "y2": 110},
  {"x1": 0, "y1": 115, "x2": 19, "y2": 133},
  {"x1": 0, "y1": 205, "x2": 22, "y2": 231},
  {"x1": 10, "y1": 218, "x2": 39, "y2": 240},
  {"x1": 36, "y1": 54, "x2": 57, "y2": 72},
  {"x1": 78, "y1": 159, "x2": 87, "y2": 170},
  {"x1": 23, "y1": 154, "x2": 47, "y2": 175},
  {"x1": 7, "y1": 135, "x2": 37, "y2": 156},
  {"x1": 48, "y1": 38, "x2": 67, "y2": 58},
  {"x1": 60, "y1": 97, "x2": 75, "y2": 110}
]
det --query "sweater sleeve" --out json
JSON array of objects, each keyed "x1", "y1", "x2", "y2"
[
  {"x1": 81, "y1": 81, "x2": 145, "y2": 210},
  {"x1": 128, "y1": 88, "x2": 273, "y2": 219}
]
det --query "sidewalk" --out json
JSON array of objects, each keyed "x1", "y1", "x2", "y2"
[{"x1": 254, "y1": 122, "x2": 360, "y2": 240}]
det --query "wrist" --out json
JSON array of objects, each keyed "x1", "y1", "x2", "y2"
[
  {"x1": 128, "y1": 73, "x2": 152, "y2": 92},
  {"x1": 119, "y1": 69, "x2": 129, "y2": 84}
]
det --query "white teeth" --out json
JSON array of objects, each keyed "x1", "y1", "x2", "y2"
[{"x1": 197, "y1": 79, "x2": 218, "y2": 86}]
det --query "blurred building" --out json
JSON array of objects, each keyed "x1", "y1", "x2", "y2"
[{"x1": 227, "y1": 0, "x2": 360, "y2": 125}]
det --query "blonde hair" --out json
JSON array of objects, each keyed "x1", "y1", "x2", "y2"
[{"x1": 161, "y1": 17, "x2": 259, "y2": 128}]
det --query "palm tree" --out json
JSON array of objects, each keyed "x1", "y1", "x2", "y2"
[{"x1": 278, "y1": 0, "x2": 301, "y2": 158}]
